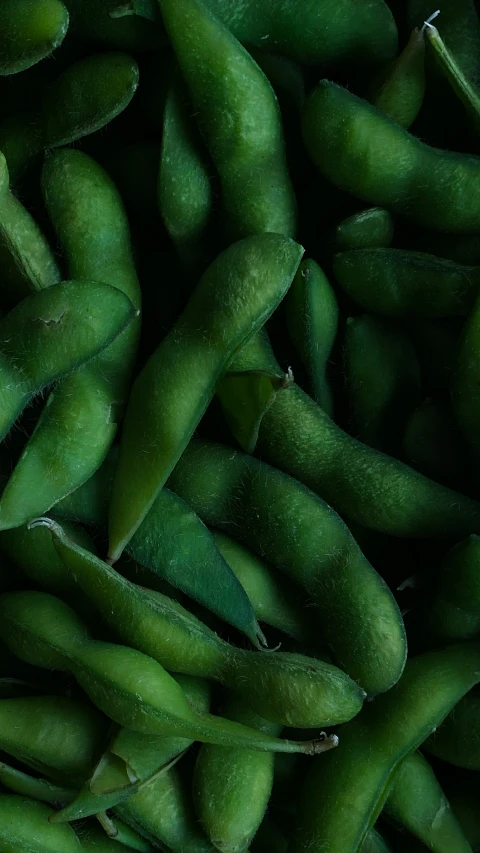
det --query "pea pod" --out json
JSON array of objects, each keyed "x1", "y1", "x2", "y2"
[
  {"x1": 39, "y1": 518, "x2": 364, "y2": 727},
  {"x1": 0, "y1": 280, "x2": 137, "y2": 449},
  {"x1": 0, "y1": 52, "x2": 139, "y2": 182},
  {"x1": 369, "y1": 26, "x2": 426, "y2": 128},
  {"x1": 344, "y1": 314, "x2": 421, "y2": 455},
  {"x1": 0, "y1": 794, "x2": 82, "y2": 853},
  {"x1": 334, "y1": 249, "x2": 480, "y2": 318},
  {"x1": 284, "y1": 259, "x2": 338, "y2": 416},
  {"x1": 167, "y1": 439, "x2": 406, "y2": 695},
  {"x1": 107, "y1": 234, "x2": 304, "y2": 562},
  {"x1": 302, "y1": 80, "x2": 480, "y2": 233},
  {"x1": 0, "y1": 150, "x2": 142, "y2": 530},
  {"x1": 383, "y1": 750, "x2": 473, "y2": 852},
  {"x1": 158, "y1": 0, "x2": 296, "y2": 241},
  {"x1": 0, "y1": 589, "x2": 340, "y2": 752},
  {"x1": 215, "y1": 330, "x2": 480, "y2": 538},
  {"x1": 0, "y1": 0, "x2": 69, "y2": 76},
  {"x1": 292, "y1": 643, "x2": 480, "y2": 853}
]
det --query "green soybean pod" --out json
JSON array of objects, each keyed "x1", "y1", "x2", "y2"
[
  {"x1": 344, "y1": 314, "x2": 421, "y2": 455},
  {"x1": 0, "y1": 695, "x2": 107, "y2": 783},
  {"x1": 334, "y1": 249, "x2": 480, "y2": 317},
  {"x1": 369, "y1": 26, "x2": 426, "y2": 128},
  {"x1": 0, "y1": 794, "x2": 82, "y2": 853},
  {"x1": 0, "y1": 0, "x2": 69, "y2": 75},
  {"x1": 168, "y1": 440, "x2": 406, "y2": 696},
  {"x1": 0, "y1": 150, "x2": 141, "y2": 530},
  {"x1": 406, "y1": 316, "x2": 462, "y2": 397},
  {"x1": 78, "y1": 824, "x2": 146, "y2": 853},
  {"x1": 107, "y1": 234, "x2": 303, "y2": 562},
  {"x1": 284, "y1": 259, "x2": 338, "y2": 416},
  {"x1": 96, "y1": 819, "x2": 153, "y2": 853},
  {"x1": 0, "y1": 589, "x2": 339, "y2": 753},
  {"x1": 158, "y1": 0, "x2": 296, "y2": 240},
  {"x1": 422, "y1": 536, "x2": 480, "y2": 644},
  {"x1": 424, "y1": 689, "x2": 480, "y2": 769},
  {"x1": 424, "y1": 18, "x2": 480, "y2": 134},
  {"x1": 158, "y1": 78, "x2": 213, "y2": 271},
  {"x1": 0, "y1": 153, "x2": 60, "y2": 309},
  {"x1": 62, "y1": 0, "x2": 164, "y2": 50},
  {"x1": 42, "y1": 518, "x2": 364, "y2": 728},
  {"x1": 0, "y1": 52, "x2": 139, "y2": 182},
  {"x1": 302, "y1": 80, "x2": 480, "y2": 233},
  {"x1": 383, "y1": 750, "x2": 473, "y2": 853},
  {"x1": 213, "y1": 533, "x2": 313, "y2": 643},
  {"x1": 291, "y1": 643, "x2": 480, "y2": 853},
  {"x1": 217, "y1": 330, "x2": 480, "y2": 538},
  {"x1": 0, "y1": 762, "x2": 75, "y2": 804},
  {"x1": 0, "y1": 280, "x2": 137, "y2": 449},
  {"x1": 194, "y1": 696, "x2": 281, "y2": 853},
  {"x1": 408, "y1": 0, "x2": 480, "y2": 85},
  {"x1": 334, "y1": 208, "x2": 395, "y2": 251},
  {"x1": 442, "y1": 769, "x2": 480, "y2": 852},
  {"x1": 404, "y1": 399, "x2": 470, "y2": 491},
  {"x1": 452, "y1": 291, "x2": 480, "y2": 467},
  {"x1": 362, "y1": 831, "x2": 393, "y2": 853}
]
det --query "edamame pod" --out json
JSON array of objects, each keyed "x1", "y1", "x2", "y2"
[
  {"x1": 420, "y1": 535, "x2": 480, "y2": 644},
  {"x1": 41, "y1": 518, "x2": 364, "y2": 727},
  {"x1": 0, "y1": 762, "x2": 75, "y2": 804},
  {"x1": 0, "y1": 590, "x2": 340, "y2": 752},
  {"x1": 0, "y1": 53, "x2": 139, "y2": 182},
  {"x1": 334, "y1": 208, "x2": 395, "y2": 252},
  {"x1": 383, "y1": 750, "x2": 472, "y2": 852},
  {"x1": 168, "y1": 440, "x2": 407, "y2": 695},
  {"x1": 452, "y1": 291, "x2": 480, "y2": 468},
  {"x1": 0, "y1": 280, "x2": 137, "y2": 448},
  {"x1": 334, "y1": 249, "x2": 480, "y2": 317},
  {"x1": 408, "y1": 0, "x2": 480, "y2": 85},
  {"x1": 0, "y1": 153, "x2": 60, "y2": 309},
  {"x1": 216, "y1": 330, "x2": 480, "y2": 538},
  {"x1": 403, "y1": 399, "x2": 470, "y2": 491},
  {"x1": 62, "y1": 0, "x2": 164, "y2": 50},
  {"x1": 344, "y1": 314, "x2": 421, "y2": 455},
  {"x1": 303, "y1": 80, "x2": 480, "y2": 233},
  {"x1": 158, "y1": 0, "x2": 296, "y2": 240},
  {"x1": 107, "y1": 234, "x2": 304, "y2": 562},
  {"x1": 369, "y1": 26, "x2": 426, "y2": 128},
  {"x1": 0, "y1": 150, "x2": 142, "y2": 530},
  {"x1": 0, "y1": 695, "x2": 107, "y2": 783},
  {"x1": 158, "y1": 78, "x2": 213, "y2": 271},
  {"x1": 424, "y1": 688, "x2": 480, "y2": 769},
  {"x1": 194, "y1": 695, "x2": 280, "y2": 853},
  {"x1": 291, "y1": 643, "x2": 480, "y2": 853},
  {"x1": 425, "y1": 18, "x2": 480, "y2": 134},
  {"x1": 284, "y1": 259, "x2": 338, "y2": 415},
  {"x1": 0, "y1": 0, "x2": 69, "y2": 76},
  {"x1": 0, "y1": 795, "x2": 82, "y2": 853}
]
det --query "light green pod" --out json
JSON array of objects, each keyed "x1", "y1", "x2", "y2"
[
  {"x1": 0, "y1": 761, "x2": 75, "y2": 804},
  {"x1": 369, "y1": 26, "x2": 426, "y2": 128},
  {"x1": 334, "y1": 207, "x2": 395, "y2": 251},
  {"x1": 43, "y1": 519, "x2": 364, "y2": 728},
  {"x1": 292, "y1": 643, "x2": 480, "y2": 853},
  {"x1": 0, "y1": 589, "x2": 340, "y2": 753},
  {"x1": 303, "y1": 80, "x2": 480, "y2": 233},
  {"x1": 0, "y1": 0, "x2": 69, "y2": 75},
  {"x1": 0, "y1": 695, "x2": 107, "y2": 783},
  {"x1": 0, "y1": 150, "x2": 141, "y2": 530},
  {"x1": 168, "y1": 439, "x2": 407, "y2": 696},
  {"x1": 453, "y1": 290, "x2": 480, "y2": 467},
  {"x1": 334, "y1": 249, "x2": 480, "y2": 317},
  {"x1": 0, "y1": 795, "x2": 82, "y2": 853},
  {"x1": 284, "y1": 259, "x2": 338, "y2": 415},
  {"x1": 344, "y1": 314, "x2": 421, "y2": 455},
  {"x1": 0, "y1": 152, "x2": 60, "y2": 308},
  {"x1": 78, "y1": 824, "x2": 142, "y2": 852},
  {"x1": 425, "y1": 688, "x2": 480, "y2": 769},
  {"x1": 0, "y1": 280, "x2": 137, "y2": 448},
  {"x1": 0, "y1": 52, "x2": 139, "y2": 182},
  {"x1": 194, "y1": 696, "x2": 281, "y2": 853},
  {"x1": 213, "y1": 533, "x2": 313, "y2": 643},
  {"x1": 383, "y1": 750, "x2": 473, "y2": 852},
  {"x1": 158, "y1": 0, "x2": 296, "y2": 240},
  {"x1": 107, "y1": 234, "x2": 303, "y2": 562},
  {"x1": 158, "y1": 78, "x2": 213, "y2": 270}
]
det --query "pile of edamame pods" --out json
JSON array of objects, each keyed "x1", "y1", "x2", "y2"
[{"x1": 4, "y1": 1, "x2": 480, "y2": 852}]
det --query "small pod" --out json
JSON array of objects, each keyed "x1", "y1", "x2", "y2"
[
  {"x1": 107, "y1": 233, "x2": 303, "y2": 562},
  {"x1": 403, "y1": 399, "x2": 470, "y2": 491},
  {"x1": 421, "y1": 535, "x2": 480, "y2": 644},
  {"x1": 0, "y1": 280, "x2": 137, "y2": 448},
  {"x1": 334, "y1": 249, "x2": 480, "y2": 318},
  {"x1": 158, "y1": 0, "x2": 296, "y2": 240},
  {"x1": 369, "y1": 26, "x2": 426, "y2": 128},
  {"x1": 0, "y1": 795, "x2": 82, "y2": 853},
  {"x1": 284, "y1": 259, "x2": 338, "y2": 415},
  {"x1": 194, "y1": 695, "x2": 280, "y2": 853},
  {"x1": 334, "y1": 208, "x2": 395, "y2": 252},
  {"x1": 303, "y1": 80, "x2": 480, "y2": 233},
  {"x1": 0, "y1": 0, "x2": 69, "y2": 75},
  {"x1": 344, "y1": 314, "x2": 421, "y2": 455},
  {"x1": 425, "y1": 688, "x2": 480, "y2": 770}
]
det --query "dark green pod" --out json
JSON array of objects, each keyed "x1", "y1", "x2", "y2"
[
  {"x1": 334, "y1": 208, "x2": 395, "y2": 252},
  {"x1": 0, "y1": 0, "x2": 69, "y2": 75},
  {"x1": 425, "y1": 688, "x2": 480, "y2": 770},
  {"x1": 369, "y1": 27, "x2": 426, "y2": 128}
]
